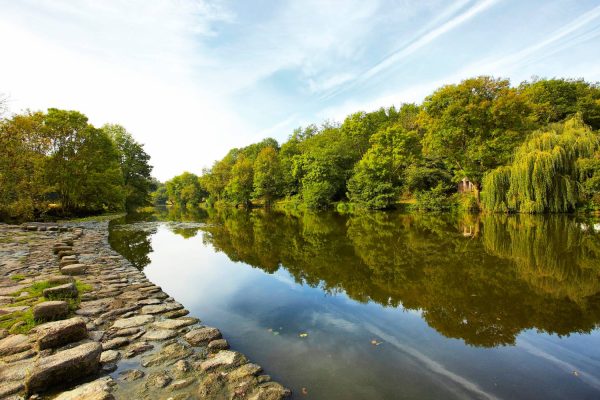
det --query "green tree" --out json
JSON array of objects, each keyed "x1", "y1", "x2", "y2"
[
  {"x1": 483, "y1": 116, "x2": 599, "y2": 213},
  {"x1": 165, "y1": 172, "x2": 206, "y2": 207},
  {"x1": 253, "y1": 146, "x2": 282, "y2": 206},
  {"x1": 422, "y1": 76, "x2": 533, "y2": 187},
  {"x1": 103, "y1": 124, "x2": 154, "y2": 211},
  {"x1": 225, "y1": 154, "x2": 254, "y2": 207}
]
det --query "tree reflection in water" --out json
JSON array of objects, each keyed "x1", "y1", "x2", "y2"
[{"x1": 109, "y1": 207, "x2": 600, "y2": 348}]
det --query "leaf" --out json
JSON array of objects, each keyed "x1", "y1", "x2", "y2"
[
  {"x1": 299, "y1": 332, "x2": 308, "y2": 338},
  {"x1": 371, "y1": 339, "x2": 382, "y2": 346}
]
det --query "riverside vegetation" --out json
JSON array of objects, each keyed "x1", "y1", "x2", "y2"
[{"x1": 156, "y1": 76, "x2": 600, "y2": 213}]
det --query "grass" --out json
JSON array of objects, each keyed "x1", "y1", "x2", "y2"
[
  {"x1": 2, "y1": 278, "x2": 93, "y2": 333},
  {"x1": 10, "y1": 274, "x2": 26, "y2": 281},
  {"x1": 60, "y1": 212, "x2": 125, "y2": 223}
]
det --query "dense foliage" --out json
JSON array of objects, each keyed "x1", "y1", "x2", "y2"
[
  {"x1": 162, "y1": 77, "x2": 600, "y2": 212},
  {"x1": 0, "y1": 108, "x2": 154, "y2": 220}
]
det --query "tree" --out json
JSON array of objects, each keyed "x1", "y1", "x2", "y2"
[
  {"x1": 483, "y1": 116, "x2": 599, "y2": 213},
  {"x1": 225, "y1": 154, "x2": 254, "y2": 207},
  {"x1": 422, "y1": 76, "x2": 533, "y2": 187},
  {"x1": 103, "y1": 124, "x2": 154, "y2": 211},
  {"x1": 165, "y1": 172, "x2": 206, "y2": 207},
  {"x1": 520, "y1": 78, "x2": 600, "y2": 130},
  {"x1": 43, "y1": 109, "x2": 125, "y2": 214},
  {"x1": 253, "y1": 146, "x2": 282, "y2": 206}
]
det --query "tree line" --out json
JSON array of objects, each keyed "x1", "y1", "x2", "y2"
[
  {"x1": 158, "y1": 76, "x2": 600, "y2": 213},
  {"x1": 0, "y1": 106, "x2": 154, "y2": 221}
]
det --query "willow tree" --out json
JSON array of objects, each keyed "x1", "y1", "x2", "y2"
[{"x1": 483, "y1": 115, "x2": 599, "y2": 213}]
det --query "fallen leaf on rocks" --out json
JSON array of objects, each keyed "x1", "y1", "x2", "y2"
[
  {"x1": 299, "y1": 333, "x2": 308, "y2": 338},
  {"x1": 371, "y1": 339, "x2": 382, "y2": 346}
]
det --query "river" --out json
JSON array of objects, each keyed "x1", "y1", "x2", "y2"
[{"x1": 108, "y1": 207, "x2": 600, "y2": 400}]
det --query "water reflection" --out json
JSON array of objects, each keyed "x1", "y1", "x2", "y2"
[{"x1": 109, "y1": 208, "x2": 600, "y2": 348}]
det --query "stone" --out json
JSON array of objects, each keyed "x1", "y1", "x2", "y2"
[
  {"x1": 148, "y1": 371, "x2": 172, "y2": 388},
  {"x1": 60, "y1": 259, "x2": 79, "y2": 267},
  {"x1": 200, "y1": 350, "x2": 246, "y2": 372},
  {"x1": 102, "y1": 337, "x2": 129, "y2": 350},
  {"x1": 228, "y1": 363, "x2": 262, "y2": 382},
  {"x1": 151, "y1": 317, "x2": 198, "y2": 330},
  {"x1": 100, "y1": 350, "x2": 121, "y2": 364},
  {"x1": 140, "y1": 302, "x2": 183, "y2": 315},
  {"x1": 163, "y1": 309, "x2": 190, "y2": 319},
  {"x1": 110, "y1": 327, "x2": 140, "y2": 337},
  {"x1": 35, "y1": 317, "x2": 87, "y2": 350},
  {"x1": 141, "y1": 342, "x2": 191, "y2": 367},
  {"x1": 174, "y1": 359, "x2": 191, "y2": 373},
  {"x1": 47, "y1": 275, "x2": 74, "y2": 285},
  {"x1": 53, "y1": 245, "x2": 72, "y2": 254},
  {"x1": 170, "y1": 378, "x2": 195, "y2": 390},
  {"x1": 2, "y1": 348, "x2": 36, "y2": 363},
  {"x1": 124, "y1": 341, "x2": 153, "y2": 358},
  {"x1": 32, "y1": 301, "x2": 69, "y2": 320},
  {"x1": 0, "y1": 381, "x2": 24, "y2": 398},
  {"x1": 0, "y1": 305, "x2": 29, "y2": 315},
  {"x1": 208, "y1": 338, "x2": 229, "y2": 352},
  {"x1": 247, "y1": 382, "x2": 291, "y2": 400},
  {"x1": 0, "y1": 334, "x2": 31, "y2": 356},
  {"x1": 26, "y1": 342, "x2": 102, "y2": 394},
  {"x1": 53, "y1": 377, "x2": 115, "y2": 400},
  {"x1": 58, "y1": 250, "x2": 76, "y2": 258},
  {"x1": 184, "y1": 326, "x2": 222, "y2": 346},
  {"x1": 0, "y1": 284, "x2": 27, "y2": 296},
  {"x1": 111, "y1": 314, "x2": 154, "y2": 329},
  {"x1": 43, "y1": 282, "x2": 78, "y2": 299},
  {"x1": 61, "y1": 264, "x2": 88, "y2": 276},
  {"x1": 120, "y1": 369, "x2": 145, "y2": 382},
  {"x1": 142, "y1": 329, "x2": 178, "y2": 341}
]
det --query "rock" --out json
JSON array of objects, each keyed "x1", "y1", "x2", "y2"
[
  {"x1": 53, "y1": 245, "x2": 72, "y2": 254},
  {"x1": 0, "y1": 284, "x2": 27, "y2": 296},
  {"x1": 151, "y1": 317, "x2": 198, "y2": 330},
  {"x1": 120, "y1": 369, "x2": 145, "y2": 382},
  {"x1": 163, "y1": 309, "x2": 190, "y2": 319},
  {"x1": 184, "y1": 326, "x2": 222, "y2": 346},
  {"x1": 228, "y1": 363, "x2": 262, "y2": 382},
  {"x1": 58, "y1": 250, "x2": 76, "y2": 258},
  {"x1": 32, "y1": 301, "x2": 69, "y2": 320},
  {"x1": 200, "y1": 350, "x2": 247, "y2": 372},
  {"x1": 60, "y1": 259, "x2": 79, "y2": 267},
  {"x1": 61, "y1": 264, "x2": 87, "y2": 276},
  {"x1": 208, "y1": 338, "x2": 229, "y2": 352},
  {"x1": 26, "y1": 342, "x2": 102, "y2": 394},
  {"x1": 35, "y1": 317, "x2": 87, "y2": 350},
  {"x1": 141, "y1": 342, "x2": 192, "y2": 367},
  {"x1": 0, "y1": 334, "x2": 32, "y2": 356},
  {"x1": 0, "y1": 305, "x2": 29, "y2": 316},
  {"x1": 140, "y1": 302, "x2": 183, "y2": 315},
  {"x1": 53, "y1": 377, "x2": 115, "y2": 400},
  {"x1": 111, "y1": 314, "x2": 154, "y2": 329},
  {"x1": 174, "y1": 359, "x2": 191, "y2": 373},
  {"x1": 110, "y1": 327, "x2": 141, "y2": 337},
  {"x1": 43, "y1": 282, "x2": 78, "y2": 299},
  {"x1": 247, "y1": 382, "x2": 291, "y2": 400},
  {"x1": 142, "y1": 329, "x2": 178, "y2": 341},
  {"x1": 47, "y1": 275, "x2": 74, "y2": 285},
  {"x1": 2, "y1": 348, "x2": 36, "y2": 363},
  {"x1": 0, "y1": 381, "x2": 24, "y2": 398},
  {"x1": 124, "y1": 341, "x2": 153, "y2": 358},
  {"x1": 170, "y1": 378, "x2": 195, "y2": 390},
  {"x1": 148, "y1": 371, "x2": 172, "y2": 388},
  {"x1": 100, "y1": 350, "x2": 121, "y2": 364},
  {"x1": 102, "y1": 337, "x2": 129, "y2": 350}
]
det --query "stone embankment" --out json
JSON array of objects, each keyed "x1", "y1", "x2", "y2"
[{"x1": 0, "y1": 222, "x2": 290, "y2": 400}]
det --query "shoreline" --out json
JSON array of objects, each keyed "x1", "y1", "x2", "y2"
[{"x1": 0, "y1": 221, "x2": 290, "y2": 399}]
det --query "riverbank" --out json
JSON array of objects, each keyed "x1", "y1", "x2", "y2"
[{"x1": 0, "y1": 221, "x2": 290, "y2": 399}]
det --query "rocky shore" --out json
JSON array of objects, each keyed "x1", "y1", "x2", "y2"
[{"x1": 0, "y1": 221, "x2": 291, "y2": 400}]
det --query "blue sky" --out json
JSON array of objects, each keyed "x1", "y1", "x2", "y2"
[{"x1": 1, "y1": 0, "x2": 599, "y2": 180}]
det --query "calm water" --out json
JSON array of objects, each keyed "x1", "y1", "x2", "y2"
[{"x1": 108, "y1": 208, "x2": 600, "y2": 400}]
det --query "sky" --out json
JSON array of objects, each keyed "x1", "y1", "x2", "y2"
[{"x1": 1, "y1": 0, "x2": 600, "y2": 181}]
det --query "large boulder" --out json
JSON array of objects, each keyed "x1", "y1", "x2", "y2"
[
  {"x1": 33, "y1": 301, "x2": 69, "y2": 321},
  {"x1": 35, "y1": 317, "x2": 87, "y2": 350},
  {"x1": 26, "y1": 342, "x2": 102, "y2": 394}
]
